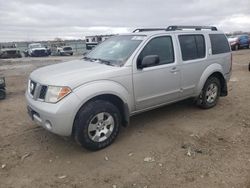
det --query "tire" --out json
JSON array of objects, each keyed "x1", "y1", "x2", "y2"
[
  {"x1": 0, "y1": 89, "x2": 6, "y2": 100},
  {"x1": 70, "y1": 53, "x2": 73, "y2": 56},
  {"x1": 74, "y1": 100, "x2": 121, "y2": 151},
  {"x1": 197, "y1": 77, "x2": 221, "y2": 109}
]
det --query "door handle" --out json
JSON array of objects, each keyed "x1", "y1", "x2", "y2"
[{"x1": 170, "y1": 67, "x2": 179, "y2": 73}]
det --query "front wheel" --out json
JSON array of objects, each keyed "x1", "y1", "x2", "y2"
[
  {"x1": 197, "y1": 77, "x2": 221, "y2": 109},
  {"x1": 74, "y1": 100, "x2": 121, "y2": 151}
]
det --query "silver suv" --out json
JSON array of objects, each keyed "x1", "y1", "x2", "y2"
[{"x1": 26, "y1": 26, "x2": 232, "y2": 150}]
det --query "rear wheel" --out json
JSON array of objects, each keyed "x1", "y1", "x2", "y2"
[
  {"x1": 197, "y1": 77, "x2": 221, "y2": 109},
  {"x1": 74, "y1": 100, "x2": 121, "y2": 150}
]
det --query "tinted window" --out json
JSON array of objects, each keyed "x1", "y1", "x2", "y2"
[
  {"x1": 209, "y1": 34, "x2": 230, "y2": 54},
  {"x1": 179, "y1": 35, "x2": 206, "y2": 61},
  {"x1": 138, "y1": 36, "x2": 174, "y2": 67}
]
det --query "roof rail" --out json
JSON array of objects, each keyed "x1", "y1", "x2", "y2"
[
  {"x1": 133, "y1": 28, "x2": 166, "y2": 33},
  {"x1": 166, "y1": 25, "x2": 217, "y2": 31}
]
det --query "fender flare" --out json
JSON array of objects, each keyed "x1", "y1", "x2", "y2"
[
  {"x1": 196, "y1": 63, "x2": 224, "y2": 96},
  {"x1": 72, "y1": 80, "x2": 133, "y2": 124}
]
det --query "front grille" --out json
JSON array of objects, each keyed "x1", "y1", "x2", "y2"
[
  {"x1": 29, "y1": 80, "x2": 47, "y2": 100},
  {"x1": 63, "y1": 47, "x2": 72, "y2": 51},
  {"x1": 39, "y1": 85, "x2": 48, "y2": 99},
  {"x1": 33, "y1": 50, "x2": 46, "y2": 56},
  {"x1": 6, "y1": 50, "x2": 17, "y2": 55}
]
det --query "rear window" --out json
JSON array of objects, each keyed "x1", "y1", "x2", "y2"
[
  {"x1": 178, "y1": 35, "x2": 206, "y2": 61},
  {"x1": 209, "y1": 34, "x2": 230, "y2": 54}
]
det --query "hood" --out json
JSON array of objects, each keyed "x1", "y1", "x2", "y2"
[{"x1": 30, "y1": 59, "x2": 127, "y2": 89}]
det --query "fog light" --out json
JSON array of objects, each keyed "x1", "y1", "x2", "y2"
[{"x1": 45, "y1": 120, "x2": 52, "y2": 130}]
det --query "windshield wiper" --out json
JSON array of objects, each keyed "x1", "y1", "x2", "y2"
[
  {"x1": 83, "y1": 57, "x2": 114, "y2": 66},
  {"x1": 95, "y1": 58, "x2": 113, "y2": 66}
]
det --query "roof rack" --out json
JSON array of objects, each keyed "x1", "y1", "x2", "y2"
[
  {"x1": 133, "y1": 26, "x2": 218, "y2": 33},
  {"x1": 166, "y1": 25, "x2": 217, "y2": 31},
  {"x1": 133, "y1": 28, "x2": 166, "y2": 33}
]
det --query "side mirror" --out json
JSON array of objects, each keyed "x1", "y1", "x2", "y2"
[{"x1": 138, "y1": 55, "x2": 160, "y2": 69}]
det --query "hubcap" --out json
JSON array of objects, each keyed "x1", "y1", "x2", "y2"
[
  {"x1": 205, "y1": 83, "x2": 218, "y2": 103},
  {"x1": 88, "y1": 112, "x2": 115, "y2": 142}
]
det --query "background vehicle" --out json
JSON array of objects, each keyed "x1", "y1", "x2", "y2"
[
  {"x1": 26, "y1": 26, "x2": 231, "y2": 150},
  {"x1": 24, "y1": 43, "x2": 49, "y2": 57},
  {"x1": 0, "y1": 44, "x2": 22, "y2": 59},
  {"x1": 57, "y1": 46, "x2": 73, "y2": 56},
  {"x1": 0, "y1": 77, "x2": 6, "y2": 100},
  {"x1": 228, "y1": 35, "x2": 250, "y2": 50},
  {"x1": 85, "y1": 35, "x2": 114, "y2": 50}
]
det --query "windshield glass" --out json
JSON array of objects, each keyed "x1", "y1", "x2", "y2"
[
  {"x1": 85, "y1": 35, "x2": 145, "y2": 66},
  {"x1": 30, "y1": 44, "x2": 42, "y2": 49}
]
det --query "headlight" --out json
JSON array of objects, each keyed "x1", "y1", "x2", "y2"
[{"x1": 45, "y1": 86, "x2": 71, "y2": 103}]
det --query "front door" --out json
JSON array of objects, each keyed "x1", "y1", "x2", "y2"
[{"x1": 133, "y1": 35, "x2": 181, "y2": 110}]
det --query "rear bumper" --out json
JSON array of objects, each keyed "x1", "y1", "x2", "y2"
[{"x1": 25, "y1": 91, "x2": 81, "y2": 136}]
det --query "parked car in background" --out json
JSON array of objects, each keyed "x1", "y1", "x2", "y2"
[
  {"x1": 26, "y1": 26, "x2": 232, "y2": 150},
  {"x1": 24, "y1": 43, "x2": 49, "y2": 57},
  {"x1": 227, "y1": 35, "x2": 250, "y2": 50},
  {"x1": 0, "y1": 44, "x2": 22, "y2": 59},
  {"x1": 57, "y1": 46, "x2": 73, "y2": 56}
]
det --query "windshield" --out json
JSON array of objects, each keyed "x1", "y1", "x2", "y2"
[
  {"x1": 30, "y1": 44, "x2": 42, "y2": 49},
  {"x1": 85, "y1": 35, "x2": 145, "y2": 66}
]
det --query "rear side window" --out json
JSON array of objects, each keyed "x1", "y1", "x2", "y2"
[
  {"x1": 178, "y1": 35, "x2": 206, "y2": 61},
  {"x1": 209, "y1": 34, "x2": 230, "y2": 54}
]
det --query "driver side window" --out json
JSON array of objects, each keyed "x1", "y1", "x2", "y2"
[{"x1": 137, "y1": 36, "x2": 174, "y2": 68}]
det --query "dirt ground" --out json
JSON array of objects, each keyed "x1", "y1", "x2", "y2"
[{"x1": 0, "y1": 51, "x2": 250, "y2": 188}]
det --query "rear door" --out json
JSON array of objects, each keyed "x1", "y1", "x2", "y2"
[{"x1": 177, "y1": 34, "x2": 207, "y2": 97}]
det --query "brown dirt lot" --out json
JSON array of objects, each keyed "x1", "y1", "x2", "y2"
[{"x1": 0, "y1": 51, "x2": 250, "y2": 188}]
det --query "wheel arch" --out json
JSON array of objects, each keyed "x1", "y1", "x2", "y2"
[
  {"x1": 71, "y1": 93, "x2": 130, "y2": 137},
  {"x1": 197, "y1": 64, "x2": 227, "y2": 97}
]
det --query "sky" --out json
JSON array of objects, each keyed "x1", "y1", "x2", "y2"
[{"x1": 0, "y1": 0, "x2": 250, "y2": 42}]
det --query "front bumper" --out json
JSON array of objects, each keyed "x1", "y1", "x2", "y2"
[
  {"x1": 60, "y1": 51, "x2": 73, "y2": 55},
  {"x1": 25, "y1": 91, "x2": 81, "y2": 136},
  {"x1": 31, "y1": 50, "x2": 48, "y2": 57}
]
